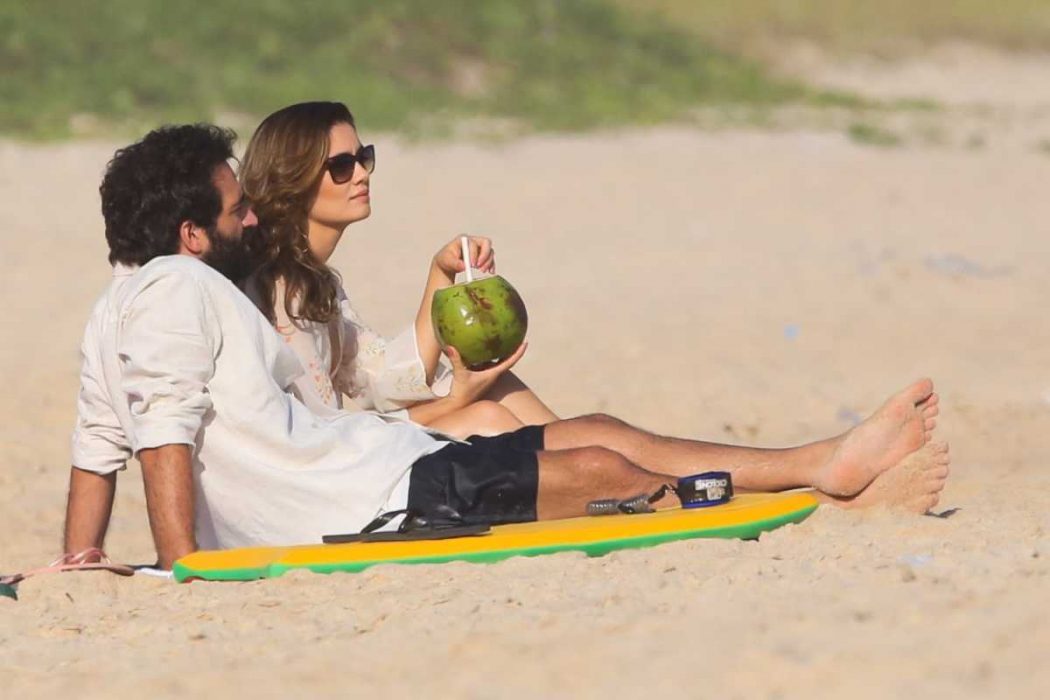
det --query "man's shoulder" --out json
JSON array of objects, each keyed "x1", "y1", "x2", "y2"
[
  {"x1": 122, "y1": 256, "x2": 236, "y2": 304},
  {"x1": 136, "y1": 255, "x2": 221, "y2": 283},
  {"x1": 81, "y1": 270, "x2": 132, "y2": 344}
]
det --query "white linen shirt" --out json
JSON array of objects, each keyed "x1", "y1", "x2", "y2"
[{"x1": 71, "y1": 256, "x2": 447, "y2": 549}]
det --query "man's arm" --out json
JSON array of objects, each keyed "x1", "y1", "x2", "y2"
[
  {"x1": 62, "y1": 467, "x2": 116, "y2": 554},
  {"x1": 138, "y1": 444, "x2": 197, "y2": 570}
]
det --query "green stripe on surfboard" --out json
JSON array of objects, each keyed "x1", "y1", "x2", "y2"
[{"x1": 173, "y1": 502, "x2": 816, "y2": 583}]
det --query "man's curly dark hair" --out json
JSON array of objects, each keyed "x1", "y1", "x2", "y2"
[{"x1": 100, "y1": 124, "x2": 237, "y2": 266}]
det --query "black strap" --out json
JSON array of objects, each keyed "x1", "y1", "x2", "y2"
[{"x1": 322, "y1": 505, "x2": 491, "y2": 544}]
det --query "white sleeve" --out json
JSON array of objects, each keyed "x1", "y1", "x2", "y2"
[
  {"x1": 334, "y1": 293, "x2": 452, "y2": 414},
  {"x1": 117, "y1": 270, "x2": 218, "y2": 452},
  {"x1": 70, "y1": 329, "x2": 132, "y2": 475}
]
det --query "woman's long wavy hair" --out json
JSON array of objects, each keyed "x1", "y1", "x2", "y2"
[{"x1": 240, "y1": 101, "x2": 356, "y2": 325}]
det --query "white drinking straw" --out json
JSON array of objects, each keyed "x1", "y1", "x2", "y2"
[{"x1": 461, "y1": 235, "x2": 474, "y2": 283}]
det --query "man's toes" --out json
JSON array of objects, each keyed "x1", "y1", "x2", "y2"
[
  {"x1": 905, "y1": 378, "x2": 935, "y2": 404},
  {"x1": 918, "y1": 392, "x2": 939, "y2": 412},
  {"x1": 910, "y1": 494, "x2": 936, "y2": 514},
  {"x1": 921, "y1": 400, "x2": 939, "y2": 419},
  {"x1": 925, "y1": 417, "x2": 937, "y2": 431}
]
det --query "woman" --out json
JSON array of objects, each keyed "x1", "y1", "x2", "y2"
[{"x1": 240, "y1": 101, "x2": 558, "y2": 438}]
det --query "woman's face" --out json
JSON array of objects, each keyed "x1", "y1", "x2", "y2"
[{"x1": 308, "y1": 122, "x2": 371, "y2": 238}]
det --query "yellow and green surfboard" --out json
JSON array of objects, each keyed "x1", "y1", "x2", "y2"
[{"x1": 173, "y1": 492, "x2": 818, "y2": 582}]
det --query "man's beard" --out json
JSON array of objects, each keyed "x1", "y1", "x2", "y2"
[{"x1": 202, "y1": 226, "x2": 263, "y2": 285}]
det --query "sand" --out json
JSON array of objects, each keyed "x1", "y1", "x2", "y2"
[{"x1": 2, "y1": 48, "x2": 1048, "y2": 698}]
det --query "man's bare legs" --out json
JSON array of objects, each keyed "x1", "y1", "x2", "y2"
[
  {"x1": 535, "y1": 447, "x2": 676, "y2": 520},
  {"x1": 543, "y1": 378, "x2": 941, "y2": 499}
]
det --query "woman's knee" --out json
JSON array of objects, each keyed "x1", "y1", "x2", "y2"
[{"x1": 464, "y1": 400, "x2": 523, "y2": 435}]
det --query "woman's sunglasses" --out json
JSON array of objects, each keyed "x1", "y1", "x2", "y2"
[{"x1": 325, "y1": 145, "x2": 375, "y2": 184}]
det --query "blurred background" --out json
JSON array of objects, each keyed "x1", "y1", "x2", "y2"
[{"x1": 4, "y1": 0, "x2": 1050, "y2": 140}]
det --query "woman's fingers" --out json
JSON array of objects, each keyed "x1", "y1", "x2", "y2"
[
  {"x1": 447, "y1": 340, "x2": 527, "y2": 377},
  {"x1": 440, "y1": 235, "x2": 495, "y2": 275},
  {"x1": 444, "y1": 345, "x2": 467, "y2": 371},
  {"x1": 486, "y1": 340, "x2": 527, "y2": 373},
  {"x1": 473, "y1": 237, "x2": 493, "y2": 270}
]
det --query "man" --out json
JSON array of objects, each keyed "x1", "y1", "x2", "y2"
[{"x1": 64, "y1": 125, "x2": 949, "y2": 569}]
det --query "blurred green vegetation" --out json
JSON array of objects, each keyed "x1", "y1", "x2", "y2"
[
  {"x1": 1, "y1": 0, "x2": 820, "y2": 139},
  {"x1": 620, "y1": 0, "x2": 1050, "y2": 54},
  {"x1": 847, "y1": 122, "x2": 903, "y2": 148},
  {"x1": 5, "y1": 1, "x2": 1042, "y2": 140}
]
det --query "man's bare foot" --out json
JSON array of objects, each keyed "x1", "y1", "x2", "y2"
[
  {"x1": 819, "y1": 441, "x2": 950, "y2": 513},
  {"x1": 814, "y1": 378, "x2": 938, "y2": 497}
]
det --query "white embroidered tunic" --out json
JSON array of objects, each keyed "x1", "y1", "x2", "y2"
[
  {"x1": 253, "y1": 278, "x2": 453, "y2": 418},
  {"x1": 71, "y1": 256, "x2": 447, "y2": 549}
]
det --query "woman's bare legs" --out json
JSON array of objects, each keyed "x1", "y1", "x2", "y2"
[
  {"x1": 484, "y1": 371, "x2": 559, "y2": 424},
  {"x1": 426, "y1": 400, "x2": 524, "y2": 440},
  {"x1": 415, "y1": 371, "x2": 553, "y2": 440}
]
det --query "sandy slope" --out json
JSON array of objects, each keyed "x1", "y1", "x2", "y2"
[{"x1": 1, "y1": 55, "x2": 1048, "y2": 697}]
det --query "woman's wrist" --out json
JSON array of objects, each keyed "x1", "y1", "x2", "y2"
[
  {"x1": 429, "y1": 258, "x2": 456, "y2": 286},
  {"x1": 445, "y1": 384, "x2": 475, "y2": 410}
]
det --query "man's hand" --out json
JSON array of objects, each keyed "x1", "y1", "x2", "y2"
[
  {"x1": 138, "y1": 444, "x2": 197, "y2": 570},
  {"x1": 445, "y1": 341, "x2": 528, "y2": 408},
  {"x1": 431, "y1": 235, "x2": 495, "y2": 281}
]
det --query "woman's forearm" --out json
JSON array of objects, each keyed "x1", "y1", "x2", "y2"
[
  {"x1": 406, "y1": 395, "x2": 469, "y2": 426},
  {"x1": 414, "y1": 264, "x2": 454, "y2": 383}
]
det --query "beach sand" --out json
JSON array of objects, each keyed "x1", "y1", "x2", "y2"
[{"x1": 2, "y1": 49, "x2": 1048, "y2": 698}]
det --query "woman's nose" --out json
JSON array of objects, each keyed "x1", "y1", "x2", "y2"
[{"x1": 242, "y1": 207, "x2": 259, "y2": 227}]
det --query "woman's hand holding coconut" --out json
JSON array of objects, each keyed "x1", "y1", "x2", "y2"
[
  {"x1": 413, "y1": 234, "x2": 497, "y2": 386},
  {"x1": 444, "y1": 341, "x2": 528, "y2": 408}
]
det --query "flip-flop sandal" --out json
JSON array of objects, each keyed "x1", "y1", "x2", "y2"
[
  {"x1": 323, "y1": 506, "x2": 491, "y2": 544},
  {"x1": 1, "y1": 548, "x2": 134, "y2": 601},
  {"x1": 322, "y1": 524, "x2": 491, "y2": 544}
]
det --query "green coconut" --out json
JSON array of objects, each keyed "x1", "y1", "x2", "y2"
[{"x1": 432, "y1": 275, "x2": 528, "y2": 370}]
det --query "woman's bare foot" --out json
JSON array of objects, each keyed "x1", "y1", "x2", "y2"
[
  {"x1": 818, "y1": 441, "x2": 950, "y2": 513},
  {"x1": 814, "y1": 378, "x2": 938, "y2": 497}
]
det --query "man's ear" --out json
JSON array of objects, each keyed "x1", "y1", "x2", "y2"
[{"x1": 177, "y1": 220, "x2": 209, "y2": 257}]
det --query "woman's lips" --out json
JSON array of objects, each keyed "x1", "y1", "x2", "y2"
[{"x1": 351, "y1": 191, "x2": 370, "y2": 201}]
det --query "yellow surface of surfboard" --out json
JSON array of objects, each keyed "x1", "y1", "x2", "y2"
[{"x1": 174, "y1": 492, "x2": 818, "y2": 582}]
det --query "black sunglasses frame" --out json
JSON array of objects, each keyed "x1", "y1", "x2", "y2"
[{"x1": 325, "y1": 145, "x2": 375, "y2": 184}]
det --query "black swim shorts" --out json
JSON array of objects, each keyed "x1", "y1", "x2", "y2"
[{"x1": 407, "y1": 425, "x2": 546, "y2": 525}]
